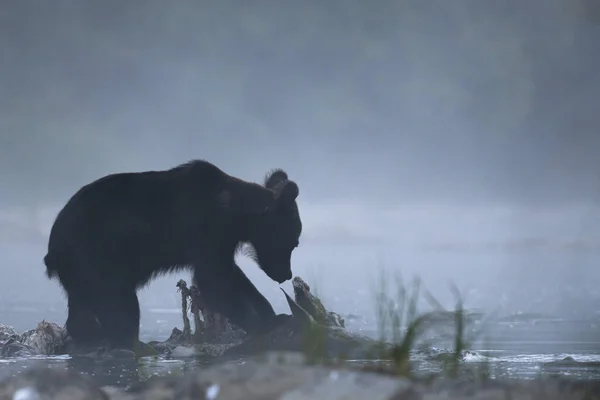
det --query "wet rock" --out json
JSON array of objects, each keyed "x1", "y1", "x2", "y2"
[
  {"x1": 0, "y1": 336, "x2": 34, "y2": 358},
  {"x1": 292, "y1": 277, "x2": 345, "y2": 328},
  {"x1": 147, "y1": 327, "x2": 185, "y2": 350},
  {"x1": 0, "y1": 324, "x2": 34, "y2": 358},
  {"x1": 0, "y1": 324, "x2": 19, "y2": 342},
  {"x1": 0, "y1": 321, "x2": 67, "y2": 358},
  {"x1": 20, "y1": 320, "x2": 66, "y2": 355}
]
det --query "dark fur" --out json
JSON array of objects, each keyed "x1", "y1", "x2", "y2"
[{"x1": 43, "y1": 160, "x2": 302, "y2": 350}]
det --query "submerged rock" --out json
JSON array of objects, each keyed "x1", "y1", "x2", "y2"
[{"x1": 543, "y1": 356, "x2": 600, "y2": 369}]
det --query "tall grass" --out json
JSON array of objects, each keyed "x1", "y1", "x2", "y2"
[
  {"x1": 370, "y1": 268, "x2": 488, "y2": 379},
  {"x1": 372, "y1": 270, "x2": 431, "y2": 376},
  {"x1": 300, "y1": 272, "x2": 336, "y2": 366},
  {"x1": 295, "y1": 266, "x2": 485, "y2": 379}
]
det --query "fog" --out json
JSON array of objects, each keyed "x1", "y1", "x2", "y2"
[{"x1": 1, "y1": 1, "x2": 599, "y2": 333}]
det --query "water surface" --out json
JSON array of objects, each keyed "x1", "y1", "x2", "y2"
[{"x1": 1, "y1": 307, "x2": 599, "y2": 388}]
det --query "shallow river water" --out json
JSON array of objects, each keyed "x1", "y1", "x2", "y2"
[{"x1": 1, "y1": 307, "x2": 600, "y2": 389}]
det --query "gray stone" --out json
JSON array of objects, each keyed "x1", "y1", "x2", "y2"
[
  {"x1": 21, "y1": 321, "x2": 66, "y2": 356},
  {"x1": 1, "y1": 321, "x2": 67, "y2": 359},
  {"x1": 415, "y1": 377, "x2": 600, "y2": 400},
  {"x1": 0, "y1": 324, "x2": 19, "y2": 342},
  {"x1": 278, "y1": 368, "x2": 411, "y2": 400},
  {"x1": 0, "y1": 337, "x2": 34, "y2": 358},
  {"x1": 0, "y1": 368, "x2": 109, "y2": 400},
  {"x1": 292, "y1": 277, "x2": 345, "y2": 328}
]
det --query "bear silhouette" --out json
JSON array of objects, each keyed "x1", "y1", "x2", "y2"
[{"x1": 43, "y1": 160, "x2": 302, "y2": 350}]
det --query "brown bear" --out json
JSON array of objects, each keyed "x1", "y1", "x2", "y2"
[{"x1": 43, "y1": 160, "x2": 302, "y2": 350}]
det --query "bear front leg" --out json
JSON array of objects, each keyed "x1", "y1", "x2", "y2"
[
  {"x1": 230, "y1": 264, "x2": 289, "y2": 334},
  {"x1": 229, "y1": 263, "x2": 276, "y2": 320},
  {"x1": 193, "y1": 263, "x2": 272, "y2": 336}
]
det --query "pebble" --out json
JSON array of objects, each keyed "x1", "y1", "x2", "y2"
[{"x1": 12, "y1": 387, "x2": 41, "y2": 400}]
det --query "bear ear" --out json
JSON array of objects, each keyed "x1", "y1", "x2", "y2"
[
  {"x1": 275, "y1": 180, "x2": 299, "y2": 207},
  {"x1": 264, "y1": 169, "x2": 289, "y2": 190}
]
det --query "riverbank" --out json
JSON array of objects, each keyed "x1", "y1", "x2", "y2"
[{"x1": 2, "y1": 274, "x2": 600, "y2": 398}]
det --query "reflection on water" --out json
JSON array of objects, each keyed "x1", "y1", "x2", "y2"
[{"x1": 0, "y1": 354, "x2": 212, "y2": 388}]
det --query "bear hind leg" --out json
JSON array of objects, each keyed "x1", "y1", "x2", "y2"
[
  {"x1": 94, "y1": 288, "x2": 141, "y2": 350},
  {"x1": 57, "y1": 267, "x2": 105, "y2": 347},
  {"x1": 95, "y1": 291, "x2": 140, "y2": 350},
  {"x1": 66, "y1": 293, "x2": 105, "y2": 346}
]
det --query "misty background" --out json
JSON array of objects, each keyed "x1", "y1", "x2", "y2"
[{"x1": 1, "y1": 1, "x2": 599, "y2": 335}]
